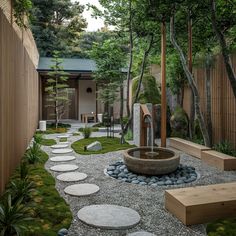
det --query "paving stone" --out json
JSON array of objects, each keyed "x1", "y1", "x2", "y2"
[
  {"x1": 50, "y1": 156, "x2": 75, "y2": 162},
  {"x1": 64, "y1": 184, "x2": 99, "y2": 196},
  {"x1": 52, "y1": 149, "x2": 73, "y2": 154},
  {"x1": 57, "y1": 135, "x2": 70, "y2": 138},
  {"x1": 127, "y1": 232, "x2": 156, "y2": 236},
  {"x1": 51, "y1": 144, "x2": 69, "y2": 149},
  {"x1": 57, "y1": 172, "x2": 87, "y2": 182},
  {"x1": 50, "y1": 164, "x2": 78, "y2": 172},
  {"x1": 77, "y1": 205, "x2": 140, "y2": 229}
]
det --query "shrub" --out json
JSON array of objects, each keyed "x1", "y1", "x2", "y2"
[
  {"x1": 19, "y1": 161, "x2": 29, "y2": 180},
  {"x1": 0, "y1": 194, "x2": 31, "y2": 236},
  {"x1": 25, "y1": 142, "x2": 41, "y2": 164},
  {"x1": 81, "y1": 127, "x2": 92, "y2": 139},
  {"x1": 34, "y1": 133, "x2": 43, "y2": 145},
  {"x1": 214, "y1": 141, "x2": 236, "y2": 157},
  {"x1": 125, "y1": 129, "x2": 133, "y2": 141},
  {"x1": 79, "y1": 127, "x2": 99, "y2": 132}
]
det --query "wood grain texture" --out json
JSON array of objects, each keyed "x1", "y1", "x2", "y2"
[
  {"x1": 165, "y1": 182, "x2": 236, "y2": 225},
  {"x1": 0, "y1": 9, "x2": 39, "y2": 194}
]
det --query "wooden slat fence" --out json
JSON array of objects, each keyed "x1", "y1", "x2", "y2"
[
  {"x1": 0, "y1": 7, "x2": 39, "y2": 194},
  {"x1": 183, "y1": 54, "x2": 236, "y2": 149}
]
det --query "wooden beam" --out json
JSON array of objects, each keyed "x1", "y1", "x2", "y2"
[{"x1": 161, "y1": 22, "x2": 167, "y2": 147}]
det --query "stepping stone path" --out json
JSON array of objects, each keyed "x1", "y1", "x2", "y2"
[
  {"x1": 64, "y1": 183, "x2": 99, "y2": 196},
  {"x1": 127, "y1": 232, "x2": 156, "y2": 236},
  {"x1": 50, "y1": 156, "x2": 75, "y2": 162},
  {"x1": 52, "y1": 148, "x2": 73, "y2": 154},
  {"x1": 57, "y1": 172, "x2": 87, "y2": 182},
  {"x1": 77, "y1": 204, "x2": 141, "y2": 229},
  {"x1": 50, "y1": 164, "x2": 78, "y2": 172},
  {"x1": 51, "y1": 144, "x2": 69, "y2": 149}
]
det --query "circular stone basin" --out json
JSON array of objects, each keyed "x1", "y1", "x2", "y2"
[
  {"x1": 64, "y1": 184, "x2": 99, "y2": 196},
  {"x1": 123, "y1": 147, "x2": 180, "y2": 175},
  {"x1": 77, "y1": 205, "x2": 140, "y2": 229},
  {"x1": 51, "y1": 144, "x2": 69, "y2": 149},
  {"x1": 50, "y1": 156, "x2": 75, "y2": 162},
  {"x1": 57, "y1": 172, "x2": 87, "y2": 182},
  {"x1": 52, "y1": 148, "x2": 73, "y2": 154}
]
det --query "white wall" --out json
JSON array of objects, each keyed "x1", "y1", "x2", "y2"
[{"x1": 78, "y1": 80, "x2": 96, "y2": 121}]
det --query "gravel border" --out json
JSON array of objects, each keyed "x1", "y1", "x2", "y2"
[{"x1": 42, "y1": 131, "x2": 236, "y2": 236}]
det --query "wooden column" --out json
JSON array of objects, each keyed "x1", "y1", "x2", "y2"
[{"x1": 161, "y1": 22, "x2": 167, "y2": 147}]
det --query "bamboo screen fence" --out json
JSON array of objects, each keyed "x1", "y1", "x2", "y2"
[
  {"x1": 183, "y1": 54, "x2": 236, "y2": 149},
  {"x1": 0, "y1": 5, "x2": 39, "y2": 194}
]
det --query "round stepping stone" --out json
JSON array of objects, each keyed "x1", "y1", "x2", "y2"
[
  {"x1": 52, "y1": 148, "x2": 73, "y2": 154},
  {"x1": 77, "y1": 205, "x2": 140, "y2": 229},
  {"x1": 51, "y1": 144, "x2": 69, "y2": 149},
  {"x1": 57, "y1": 172, "x2": 87, "y2": 182},
  {"x1": 64, "y1": 184, "x2": 99, "y2": 196},
  {"x1": 127, "y1": 232, "x2": 156, "y2": 236},
  {"x1": 57, "y1": 135, "x2": 70, "y2": 138},
  {"x1": 50, "y1": 156, "x2": 75, "y2": 162},
  {"x1": 50, "y1": 164, "x2": 78, "y2": 172},
  {"x1": 58, "y1": 142, "x2": 70, "y2": 145}
]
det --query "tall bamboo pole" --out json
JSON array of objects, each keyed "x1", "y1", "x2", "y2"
[{"x1": 161, "y1": 21, "x2": 167, "y2": 147}]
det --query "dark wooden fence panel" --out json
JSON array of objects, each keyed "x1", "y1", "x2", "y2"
[
  {"x1": 0, "y1": 9, "x2": 39, "y2": 194},
  {"x1": 183, "y1": 54, "x2": 236, "y2": 149}
]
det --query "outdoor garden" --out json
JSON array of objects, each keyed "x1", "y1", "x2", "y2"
[{"x1": 0, "y1": 0, "x2": 236, "y2": 236}]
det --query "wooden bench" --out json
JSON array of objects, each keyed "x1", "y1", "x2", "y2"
[
  {"x1": 169, "y1": 138, "x2": 211, "y2": 159},
  {"x1": 202, "y1": 150, "x2": 236, "y2": 171},
  {"x1": 165, "y1": 182, "x2": 236, "y2": 225}
]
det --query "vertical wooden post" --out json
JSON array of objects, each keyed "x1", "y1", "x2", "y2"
[{"x1": 161, "y1": 21, "x2": 167, "y2": 147}]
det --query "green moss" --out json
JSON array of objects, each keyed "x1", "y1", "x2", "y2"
[
  {"x1": 35, "y1": 128, "x2": 67, "y2": 135},
  {"x1": 71, "y1": 137, "x2": 135, "y2": 155},
  {"x1": 78, "y1": 127, "x2": 99, "y2": 132},
  {"x1": 8, "y1": 151, "x2": 72, "y2": 235},
  {"x1": 72, "y1": 132, "x2": 80, "y2": 136},
  {"x1": 41, "y1": 138, "x2": 56, "y2": 146},
  {"x1": 207, "y1": 218, "x2": 236, "y2": 236},
  {"x1": 59, "y1": 137, "x2": 67, "y2": 142}
]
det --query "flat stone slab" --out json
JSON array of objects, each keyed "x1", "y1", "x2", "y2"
[
  {"x1": 52, "y1": 148, "x2": 73, "y2": 154},
  {"x1": 77, "y1": 205, "x2": 141, "y2": 229},
  {"x1": 57, "y1": 172, "x2": 87, "y2": 182},
  {"x1": 50, "y1": 164, "x2": 78, "y2": 172},
  {"x1": 64, "y1": 184, "x2": 99, "y2": 196},
  {"x1": 58, "y1": 142, "x2": 70, "y2": 145},
  {"x1": 127, "y1": 232, "x2": 156, "y2": 236},
  {"x1": 50, "y1": 156, "x2": 75, "y2": 162},
  {"x1": 51, "y1": 144, "x2": 69, "y2": 149},
  {"x1": 57, "y1": 135, "x2": 70, "y2": 138}
]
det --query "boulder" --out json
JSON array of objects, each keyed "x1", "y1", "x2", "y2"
[{"x1": 87, "y1": 141, "x2": 102, "y2": 151}]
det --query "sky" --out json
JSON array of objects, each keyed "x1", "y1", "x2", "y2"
[{"x1": 73, "y1": 0, "x2": 105, "y2": 32}]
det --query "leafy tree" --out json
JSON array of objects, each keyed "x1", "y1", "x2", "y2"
[
  {"x1": 45, "y1": 52, "x2": 70, "y2": 128},
  {"x1": 31, "y1": 0, "x2": 87, "y2": 56}
]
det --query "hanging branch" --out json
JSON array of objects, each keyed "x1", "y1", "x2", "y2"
[{"x1": 170, "y1": 15, "x2": 211, "y2": 147}]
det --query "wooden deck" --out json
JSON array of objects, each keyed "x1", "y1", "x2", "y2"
[
  {"x1": 202, "y1": 150, "x2": 236, "y2": 171},
  {"x1": 169, "y1": 138, "x2": 211, "y2": 159},
  {"x1": 165, "y1": 182, "x2": 236, "y2": 225}
]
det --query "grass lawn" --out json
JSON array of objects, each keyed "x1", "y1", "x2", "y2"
[
  {"x1": 78, "y1": 127, "x2": 99, "y2": 132},
  {"x1": 207, "y1": 219, "x2": 236, "y2": 236},
  {"x1": 71, "y1": 137, "x2": 135, "y2": 155},
  {"x1": 73, "y1": 132, "x2": 80, "y2": 136},
  {"x1": 41, "y1": 138, "x2": 56, "y2": 146},
  {"x1": 59, "y1": 137, "x2": 67, "y2": 142}
]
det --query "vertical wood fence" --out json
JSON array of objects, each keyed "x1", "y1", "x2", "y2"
[
  {"x1": 183, "y1": 54, "x2": 236, "y2": 149},
  {"x1": 0, "y1": 6, "x2": 39, "y2": 194}
]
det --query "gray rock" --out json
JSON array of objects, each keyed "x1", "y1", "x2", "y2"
[
  {"x1": 165, "y1": 180, "x2": 172, "y2": 185},
  {"x1": 107, "y1": 171, "x2": 113, "y2": 175},
  {"x1": 132, "y1": 180, "x2": 140, "y2": 184},
  {"x1": 87, "y1": 141, "x2": 102, "y2": 151},
  {"x1": 107, "y1": 166, "x2": 115, "y2": 171},
  {"x1": 139, "y1": 182, "x2": 147, "y2": 185},
  {"x1": 177, "y1": 180, "x2": 184, "y2": 184},
  {"x1": 58, "y1": 228, "x2": 68, "y2": 235},
  {"x1": 157, "y1": 181, "x2": 165, "y2": 186}
]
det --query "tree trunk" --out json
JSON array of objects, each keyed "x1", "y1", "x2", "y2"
[
  {"x1": 205, "y1": 53, "x2": 213, "y2": 146},
  {"x1": 210, "y1": 0, "x2": 236, "y2": 98},
  {"x1": 170, "y1": 16, "x2": 211, "y2": 147},
  {"x1": 120, "y1": 84, "x2": 125, "y2": 144},
  {"x1": 126, "y1": 0, "x2": 133, "y2": 118},
  {"x1": 123, "y1": 35, "x2": 154, "y2": 134}
]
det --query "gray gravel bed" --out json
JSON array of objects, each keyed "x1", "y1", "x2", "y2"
[{"x1": 41, "y1": 132, "x2": 236, "y2": 236}]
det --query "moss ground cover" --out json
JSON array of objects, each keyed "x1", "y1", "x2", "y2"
[
  {"x1": 6, "y1": 151, "x2": 72, "y2": 236},
  {"x1": 41, "y1": 138, "x2": 56, "y2": 146},
  {"x1": 36, "y1": 127, "x2": 67, "y2": 135},
  {"x1": 71, "y1": 137, "x2": 135, "y2": 155},
  {"x1": 59, "y1": 137, "x2": 67, "y2": 142},
  {"x1": 207, "y1": 219, "x2": 236, "y2": 236}
]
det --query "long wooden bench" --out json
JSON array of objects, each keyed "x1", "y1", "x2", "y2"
[
  {"x1": 165, "y1": 182, "x2": 236, "y2": 225},
  {"x1": 202, "y1": 150, "x2": 236, "y2": 171},
  {"x1": 169, "y1": 138, "x2": 211, "y2": 159}
]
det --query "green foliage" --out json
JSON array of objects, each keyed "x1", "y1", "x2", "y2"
[
  {"x1": 124, "y1": 129, "x2": 133, "y2": 141},
  {"x1": 19, "y1": 161, "x2": 29, "y2": 180},
  {"x1": 40, "y1": 138, "x2": 56, "y2": 146},
  {"x1": 59, "y1": 137, "x2": 67, "y2": 142},
  {"x1": 35, "y1": 128, "x2": 67, "y2": 135},
  {"x1": 45, "y1": 52, "x2": 70, "y2": 128},
  {"x1": 25, "y1": 142, "x2": 41, "y2": 164},
  {"x1": 132, "y1": 74, "x2": 160, "y2": 104},
  {"x1": 34, "y1": 133, "x2": 43, "y2": 145},
  {"x1": 214, "y1": 141, "x2": 236, "y2": 157},
  {"x1": 71, "y1": 137, "x2": 135, "y2": 155},
  {"x1": 81, "y1": 127, "x2": 92, "y2": 139},
  {"x1": 72, "y1": 132, "x2": 80, "y2": 136},
  {"x1": 13, "y1": 0, "x2": 32, "y2": 28},
  {"x1": 31, "y1": 0, "x2": 87, "y2": 56},
  {"x1": 47, "y1": 123, "x2": 71, "y2": 129}
]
